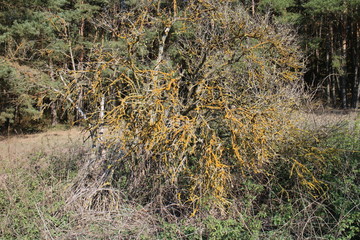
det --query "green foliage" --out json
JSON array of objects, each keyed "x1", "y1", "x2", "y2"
[
  {"x1": 0, "y1": 57, "x2": 66, "y2": 132},
  {"x1": 258, "y1": 0, "x2": 301, "y2": 23},
  {"x1": 320, "y1": 121, "x2": 360, "y2": 239},
  {"x1": 270, "y1": 118, "x2": 360, "y2": 239},
  {"x1": 0, "y1": 0, "x2": 127, "y2": 130},
  {"x1": 303, "y1": 0, "x2": 344, "y2": 14},
  {"x1": 0, "y1": 61, "x2": 42, "y2": 130},
  {"x1": 0, "y1": 143, "x2": 86, "y2": 239},
  {"x1": 204, "y1": 217, "x2": 256, "y2": 240},
  {"x1": 158, "y1": 216, "x2": 259, "y2": 240}
]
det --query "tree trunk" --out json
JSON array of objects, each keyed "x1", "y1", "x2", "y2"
[
  {"x1": 339, "y1": 15, "x2": 348, "y2": 108},
  {"x1": 354, "y1": 66, "x2": 360, "y2": 109},
  {"x1": 98, "y1": 95, "x2": 106, "y2": 163},
  {"x1": 329, "y1": 23, "x2": 337, "y2": 106},
  {"x1": 354, "y1": 24, "x2": 360, "y2": 109},
  {"x1": 51, "y1": 101, "x2": 58, "y2": 126},
  {"x1": 86, "y1": 95, "x2": 107, "y2": 181}
]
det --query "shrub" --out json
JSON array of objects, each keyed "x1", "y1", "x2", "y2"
[{"x1": 65, "y1": 0, "x2": 304, "y2": 216}]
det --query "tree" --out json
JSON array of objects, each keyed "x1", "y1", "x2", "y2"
[
  {"x1": 257, "y1": 0, "x2": 360, "y2": 108},
  {"x1": 0, "y1": 0, "x2": 59, "y2": 130},
  {"x1": 0, "y1": 0, "x2": 113, "y2": 130},
  {"x1": 61, "y1": 0, "x2": 305, "y2": 215}
]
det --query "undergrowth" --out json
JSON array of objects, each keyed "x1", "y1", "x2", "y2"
[
  {"x1": 0, "y1": 116, "x2": 359, "y2": 239},
  {"x1": 0, "y1": 143, "x2": 85, "y2": 239}
]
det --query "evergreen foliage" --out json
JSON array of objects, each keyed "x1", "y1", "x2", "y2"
[{"x1": 258, "y1": 0, "x2": 360, "y2": 108}]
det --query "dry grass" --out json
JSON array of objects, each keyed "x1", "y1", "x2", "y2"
[
  {"x1": 293, "y1": 109, "x2": 359, "y2": 130},
  {"x1": 0, "y1": 128, "x2": 84, "y2": 192},
  {"x1": 0, "y1": 128, "x2": 88, "y2": 190},
  {"x1": 0, "y1": 127, "x2": 161, "y2": 239},
  {"x1": 59, "y1": 206, "x2": 158, "y2": 239},
  {"x1": 0, "y1": 127, "x2": 86, "y2": 162}
]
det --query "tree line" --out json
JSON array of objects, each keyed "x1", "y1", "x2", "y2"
[
  {"x1": 255, "y1": 0, "x2": 360, "y2": 108},
  {"x1": 0, "y1": 0, "x2": 359, "y2": 132}
]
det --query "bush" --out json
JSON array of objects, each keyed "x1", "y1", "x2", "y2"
[
  {"x1": 264, "y1": 117, "x2": 360, "y2": 239},
  {"x1": 68, "y1": 0, "x2": 304, "y2": 217}
]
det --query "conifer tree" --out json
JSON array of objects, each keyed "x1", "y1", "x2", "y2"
[{"x1": 257, "y1": 0, "x2": 360, "y2": 108}]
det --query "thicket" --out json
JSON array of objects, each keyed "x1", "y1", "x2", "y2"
[{"x1": 59, "y1": 0, "x2": 306, "y2": 216}]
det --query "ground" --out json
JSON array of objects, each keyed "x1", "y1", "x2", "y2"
[{"x1": 0, "y1": 128, "x2": 85, "y2": 160}]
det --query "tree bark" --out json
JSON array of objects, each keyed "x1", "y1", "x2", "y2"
[
  {"x1": 354, "y1": 24, "x2": 360, "y2": 109},
  {"x1": 339, "y1": 15, "x2": 348, "y2": 108},
  {"x1": 51, "y1": 101, "x2": 58, "y2": 126}
]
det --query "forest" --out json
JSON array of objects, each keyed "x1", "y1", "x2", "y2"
[{"x1": 0, "y1": 0, "x2": 359, "y2": 239}]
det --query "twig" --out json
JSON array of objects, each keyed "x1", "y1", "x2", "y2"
[{"x1": 35, "y1": 203, "x2": 55, "y2": 240}]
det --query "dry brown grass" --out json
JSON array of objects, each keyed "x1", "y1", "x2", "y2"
[
  {"x1": 293, "y1": 109, "x2": 359, "y2": 130},
  {"x1": 59, "y1": 206, "x2": 159, "y2": 239},
  {"x1": 0, "y1": 127, "x2": 86, "y2": 162},
  {"x1": 0, "y1": 127, "x2": 161, "y2": 239},
  {"x1": 0, "y1": 128, "x2": 87, "y2": 194}
]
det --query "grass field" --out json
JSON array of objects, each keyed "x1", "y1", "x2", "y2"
[{"x1": 0, "y1": 128, "x2": 85, "y2": 161}]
